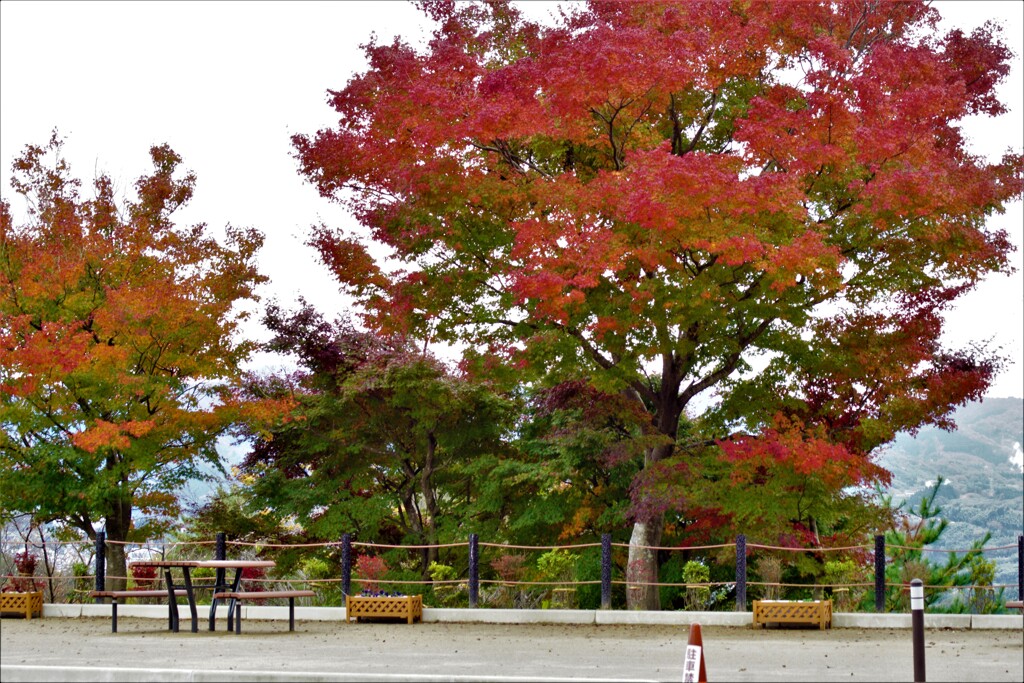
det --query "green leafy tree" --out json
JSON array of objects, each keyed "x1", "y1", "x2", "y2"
[
  {"x1": 236, "y1": 302, "x2": 515, "y2": 577},
  {"x1": 0, "y1": 134, "x2": 265, "y2": 588},
  {"x1": 181, "y1": 482, "x2": 288, "y2": 544},
  {"x1": 467, "y1": 380, "x2": 653, "y2": 547}
]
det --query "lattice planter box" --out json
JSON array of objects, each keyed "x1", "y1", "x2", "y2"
[
  {"x1": 753, "y1": 599, "x2": 831, "y2": 630},
  {"x1": 0, "y1": 591, "x2": 44, "y2": 620},
  {"x1": 346, "y1": 595, "x2": 422, "y2": 624}
]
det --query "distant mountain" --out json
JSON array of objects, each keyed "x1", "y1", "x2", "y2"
[{"x1": 876, "y1": 397, "x2": 1023, "y2": 597}]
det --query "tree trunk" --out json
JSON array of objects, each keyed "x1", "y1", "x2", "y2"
[
  {"x1": 104, "y1": 496, "x2": 133, "y2": 592},
  {"x1": 106, "y1": 541, "x2": 128, "y2": 592},
  {"x1": 419, "y1": 433, "x2": 440, "y2": 577},
  {"x1": 625, "y1": 438, "x2": 674, "y2": 610},
  {"x1": 625, "y1": 358, "x2": 683, "y2": 610},
  {"x1": 626, "y1": 517, "x2": 664, "y2": 610}
]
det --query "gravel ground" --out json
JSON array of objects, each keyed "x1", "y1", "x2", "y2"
[{"x1": 1, "y1": 616, "x2": 1022, "y2": 682}]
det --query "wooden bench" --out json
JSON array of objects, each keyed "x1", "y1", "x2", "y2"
[
  {"x1": 753, "y1": 599, "x2": 832, "y2": 630},
  {"x1": 212, "y1": 590, "x2": 315, "y2": 633},
  {"x1": 89, "y1": 590, "x2": 189, "y2": 632}
]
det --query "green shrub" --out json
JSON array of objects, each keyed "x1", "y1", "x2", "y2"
[
  {"x1": 537, "y1": 549, "x2": 579, "y2": 609},
  {"x1": 823, "y1": 558, "x2": 866, "y2": 612},
  {"x1": 575, "y1": 547, "x2": 602, "y2": 610},
  {"x1": 70, "y1": 561, "x2": 91, "y2": 604},
  {"x1": 682, "y1": 560, "x2": 710, "y2": 611},
  {"x1": 536, "y1": 549, "x2": 578, "y2": 582},
  {"x1": 302, "y1": 556, "x2": 342, "y2": 606},
  {"x1": 428, "y1": 562, "x2": 466, "y2": 607}
]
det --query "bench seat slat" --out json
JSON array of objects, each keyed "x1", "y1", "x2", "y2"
[
  {"x1": 213, "y1": 590, "x2": 315, "y2": 600},
  {"x1": 90, "y1": 590, "x2": 188, "y2": 598},
  {"x1": 89, "y1": 589, "x2": 190, "y2": 633},
  {"x1": 212, "y1": 589, "x2": 315, "y2": 634}
]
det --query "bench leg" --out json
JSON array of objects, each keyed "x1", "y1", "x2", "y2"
[
  {"x1": 112, "y1": 600, "x2": 118, "y2": 633},
  {"x1": 234, "y1": 600, "x2": 242, "y2": 634},
  {"x1": 289, "y1": 597, "x2": 295, "y2": 631}
]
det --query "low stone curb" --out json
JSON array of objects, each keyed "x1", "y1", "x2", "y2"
[
  {"x1": 42, "y1": 604, "x2": 1024, "y2": 629},
  {"x1": 3, "y1": 665, "x2": 647, "y2": 683}
]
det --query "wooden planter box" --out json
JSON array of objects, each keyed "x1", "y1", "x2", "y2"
[
  {"x1": 346, "y1": 595, "x2": 422, "y2": 624},
  {"x1": 0, "y1": 591, "x2": 44, "y2": 620},
  {"x1": 753, "y1": 599, "x2": 831, "y2": 630}
]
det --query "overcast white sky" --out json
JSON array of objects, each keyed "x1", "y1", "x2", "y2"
[{"x1": 1, "y1": 1, "x2": 1021, "y2": 398}]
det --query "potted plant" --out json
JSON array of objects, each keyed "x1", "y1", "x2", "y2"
[{"x1": 0, "y1": 550, "x2": 44, "y2": 619}]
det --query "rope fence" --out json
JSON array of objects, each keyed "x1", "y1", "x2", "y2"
[{"x1": 5, "y1": 531, "x2": 1021, "y2": 612}]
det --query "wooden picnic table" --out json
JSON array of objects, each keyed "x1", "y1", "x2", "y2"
[{"x1": 128, "y1": 559, "x2": 276, "y2": 633}]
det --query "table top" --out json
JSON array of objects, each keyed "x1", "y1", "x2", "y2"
[
  {"x1": 195, "y1": 560, "x2": 276, "y2": 569},
  {"x1": 129, "y1": 560, "x2": 201, "y2": 568},
  {"x1": 129, "y1": 559, "x2": 276, "y2": 569}
]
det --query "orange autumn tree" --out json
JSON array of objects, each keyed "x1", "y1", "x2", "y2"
[
  {"x1": 0, "y1": 134, "x2": 265, "y2": 588},
  {"x1": 294, "y1": 1, "x2": 1022, "y2": 608}
]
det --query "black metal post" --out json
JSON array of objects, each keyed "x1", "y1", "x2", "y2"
[
  {"x1": 875, "y1": 534, "x2": 886, "y2": 612},
  {"x1": 468, "y1": 533, "x2": 479, "y2": 608},
  {"x1": 735, "y1": 534, "x2": 746, "y2": 611},
  {"x1": 1017, "y1": 534, "x2": 1022, "y2": 603},
  {"x1": 601, "y1": 533, "x2": 612, "y2": 610},
  {"x1": 911, "y1": 578, "x2": 925, "y2": 682},
  {"x1": 215, "y1": 532, "x2": 226, "y2": 561},
  {"x1": 341, "y1": 533, "x2": 352, "y2": 604},
  {"x1": 94, "y1": 531, "x2": 105, "y2": 602}
]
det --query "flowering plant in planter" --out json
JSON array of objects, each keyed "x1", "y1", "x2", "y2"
[{"x1": 5, "y1": 550, "x2": 41, "y2": 592}]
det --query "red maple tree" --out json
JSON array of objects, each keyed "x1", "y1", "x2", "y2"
[{"x1": 293, "y1": 1, "x2": 1022, "y2": 607}]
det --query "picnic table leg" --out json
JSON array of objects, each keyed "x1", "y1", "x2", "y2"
[
  {"x1": 226, "y1": 568, "x2": 243, "y2": 632},
  {"x1": 164, "y1": 570, "x2": 179, "y2": 633},
  {"x1": 183, "y1": 567, "x2": 198, "y2": 633},
  {"x1": 209, "y1": 567, "x2": 226, "y2": 631}
]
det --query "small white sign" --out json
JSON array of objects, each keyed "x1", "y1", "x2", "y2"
[{"x1": 682, "y1": 644, "x2": 702, "y2": 682}]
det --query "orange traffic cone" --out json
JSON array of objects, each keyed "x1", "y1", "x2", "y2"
[{"x1": 683, "y1": 622, "x2": 709, "y2": 682}]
